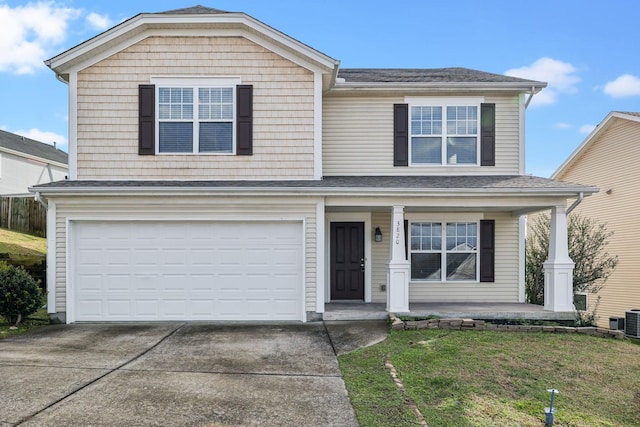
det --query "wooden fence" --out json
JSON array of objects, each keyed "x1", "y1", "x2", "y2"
[{"x1": 0, "y1": 196, "x2": 46, "y2": 237}]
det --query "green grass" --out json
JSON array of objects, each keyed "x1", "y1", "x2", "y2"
[
  {"x1": 0, "y1": 307, "x2": 48, "y2": 338},
  {"x1": 339, "y1": 329, "x2": 640, "y2": 426},
  {"x1": 0, "y1": 227, "x2": 46, "y2": 256}
]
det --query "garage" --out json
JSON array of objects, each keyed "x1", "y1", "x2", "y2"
[{"x1": 71, "y1": 221, "x2": 303, "y2": 321}]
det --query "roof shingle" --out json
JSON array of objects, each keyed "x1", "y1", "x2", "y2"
[{"x1": 0, "y1": 129, "x2": 68, "y2": 165}]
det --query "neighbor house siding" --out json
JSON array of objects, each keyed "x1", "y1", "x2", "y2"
[
  {"x1": 76, "y1": 36, "x2": 315, "y2": 179},
  {"x1": 555, "y1": 118, "x2": 640, "y2": 326},
  {"x1": 0, "y1": 152, "x2": 67, "y2": 194},
  {"x1": 51, "y1": 196, "x2": 319, "y2": 314},
  {"x1": 408, "y1": 212, "x2": 519, "y2": 302},
  {"x1": 322, "y1": 94, "x2": 521, "y2": 175}
]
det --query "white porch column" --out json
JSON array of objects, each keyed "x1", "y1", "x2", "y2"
[
  {"x1": 387, "y1": 206, "x2": 410, "y2": 313},
  {"x1": 543, "y1": 205, "x2": 575, "y2": 312}
]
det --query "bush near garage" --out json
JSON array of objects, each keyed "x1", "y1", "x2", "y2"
[{"x1": 0, "y1": 262, "x2": 42, "y2": 326}]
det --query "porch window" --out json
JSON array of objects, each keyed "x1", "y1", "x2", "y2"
[{"x1": 410, "y1": 221, "x2": 478, "y2": 281}]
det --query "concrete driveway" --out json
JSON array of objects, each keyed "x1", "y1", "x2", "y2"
[{"x1": 0, "y1": 321, "x2": 388, "y2": 426}]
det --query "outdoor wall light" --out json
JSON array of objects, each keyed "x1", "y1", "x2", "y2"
[{"x1": 374, "y1": 227, "x2": 383, "y2": 242}]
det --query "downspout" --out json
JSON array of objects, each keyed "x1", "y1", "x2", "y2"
[
  {"x1": 566, "y1": 192, "x2": 584, "y2": 215},
  {"x1": 525, "y1": 86, "x2": 537, "y2": 109},
  {"x1": 35, "y1": 191, "x2": 48, "y2": 209}
]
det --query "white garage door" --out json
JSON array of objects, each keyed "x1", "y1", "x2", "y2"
[{"x1": 72, "y1": 221, "x2": 303, "y2": 321}]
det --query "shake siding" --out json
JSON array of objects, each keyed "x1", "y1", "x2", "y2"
[
  {"x1": 322, "y1": 95, "x2": 521, "y2": 175},
  {"x1": 76, "y1": 36, "x2": 315, "y2": 179},
  {"x1": 407, "y1": 212, "x2": 519, "y2": 302},
  {"x1": 52, "y1": 196, "x2": 319, "y2": 313},
  {"x1": 556, "y1": 119, "x2": 640, "y2": 326}
]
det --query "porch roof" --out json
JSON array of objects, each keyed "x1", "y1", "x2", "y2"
[{"x1": 32, "y1": 175, "x2": 596, "y2": 195}]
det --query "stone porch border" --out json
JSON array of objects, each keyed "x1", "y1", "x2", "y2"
[{"x1": 388, "y1": 313, "x2": 625, "y2": 339}]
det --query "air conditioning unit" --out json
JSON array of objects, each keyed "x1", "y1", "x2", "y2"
[{"x1": 625, "y1": 310, "x2": 640, "y2": 338}]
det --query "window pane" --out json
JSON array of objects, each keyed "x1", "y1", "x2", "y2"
[
  {"x1": 412, "y1": 137, "x2": 441, "y2": 164},
  {"x1": 159, "y1": 122, "x2": 193, "y2": 152},
  {"x1": 447, "y1": 137, "x2": 477, "y2": 164},
  {"x1": 411, "y1": 253, "x2": 441, "y2": 280},
  {"x1": 446, "y1": 253, "x2": 476, "y2": 280},
  {"x1": 199, "y1": 87, "x2": 233, "y2": 120},
  {"x1": 446, "y1": 222, "x2": 477, "y2": 251},
  {"x1": 411, "y1": 106, "x2": 441, "y2": 136},
  {"x1": 200, "y1": 122, "x2": 232, "y2": 153}
]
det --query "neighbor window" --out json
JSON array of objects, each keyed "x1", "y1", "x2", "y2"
[
  {"x1": 157, "y1": 83, "x2": 235, "y2": 154},
  {"x1": 410, "y1": 222, "x2": 478, "y2": 281},
  {"x1": 410, "y1": 103, "x2": 479, "y2": 165}
]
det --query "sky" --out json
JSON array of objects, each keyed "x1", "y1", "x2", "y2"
[{"x1": 1, "y1": 0, "x2": 639, "y2": 177}]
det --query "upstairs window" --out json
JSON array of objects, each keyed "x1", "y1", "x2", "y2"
[
  {"x1": 158, "y1": 85, "x2": 235, "y2": 154},
  {"x1": 409, "y1": 100, "x2": 480, "y2": 165}
]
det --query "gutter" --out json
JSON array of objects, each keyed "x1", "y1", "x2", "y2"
[
  {"x1": 34, "y1": 191, "x2": 48, "y2": 209},
  {"x1": 525, "y1": 86, "x2": 537, "y2": 109},
  {"x1": 566, "y1": 191, "x2": 584, "y2": 215}
]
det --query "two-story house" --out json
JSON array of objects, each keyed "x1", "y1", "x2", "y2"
[{"x1": 34, "y1": 6, "x2": 596, "y2": 323}]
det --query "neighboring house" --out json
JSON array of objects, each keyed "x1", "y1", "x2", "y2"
[
  {"x1": 552, "y1": 111, "x2": 640, "y2": 327},
  {"x1": 33, "y1": 6, "x2": 596, "y2": 323},
  {"x1": 0, "y1": 129, "x2": 68, "y2": 195}
]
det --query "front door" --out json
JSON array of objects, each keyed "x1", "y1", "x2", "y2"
[{"x1": 330, "y1": 222, "x2": 365, "y2": 300}]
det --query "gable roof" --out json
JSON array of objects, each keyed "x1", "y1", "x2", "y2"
[
  {"x1": 552, "y1": 111, "x2": 640, "y2": 179},
  {"x1": 45, "y1": 5, "x2": 340, "y2": 87},
  {"x1": 158, "y1": 5, "x2": 228, "y2": 14},
  {"x1": 0, "y1": 129, "x2": 68, "y2": 166}
]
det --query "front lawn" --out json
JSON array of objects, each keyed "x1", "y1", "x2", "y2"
[{"x1": 339, "y1": 329, "x2": 640, "y2": 426}]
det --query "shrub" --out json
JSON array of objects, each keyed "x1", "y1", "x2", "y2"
[{"x1": 0, "y1": 265, "x2": 42, "y2": 326}]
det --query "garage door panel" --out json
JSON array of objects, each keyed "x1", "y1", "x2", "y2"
[{"x1": 73, "y1": 221, "x2": 303, "y2": 321}]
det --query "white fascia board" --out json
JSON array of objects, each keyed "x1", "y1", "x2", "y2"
[
  {"x1": 31, "y1": 186, "x2": 598, "y2": 199},
  {"x1": 0, "y1": 147, "x2": 67, "y2": 169},
  {"x1": 552, "y1": 111, "x2": 640, "y2": 179},
  {"x1": 48, "y1": 13, "x2": 338, "y2": 77}
]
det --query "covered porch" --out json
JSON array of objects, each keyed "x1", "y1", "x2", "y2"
[{"x1": 323, "y1": 302, "x2": 576, "y2": 322}]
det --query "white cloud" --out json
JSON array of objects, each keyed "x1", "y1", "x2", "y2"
[
  {"x1": 0, "y1": 2, "x2": 83, "y2": 74},
  {"x1": 554, "y1": 122, "x2": 572, "y2": 129},
  {"x1": 14, "y1": 128, "x2": 67, "y2": 146},
  {"x1": 579, "y1": 124, "x2": 596, "y2": 134},
  {"x1": 603, "y1": 74, "x2": 640, "y2": 98},
  {"x1": 86, "y1": 12, "x2": 111, "y2": 31},
  {"x1": 505, "y1": 57, "x2": 581, "y2": 106}
]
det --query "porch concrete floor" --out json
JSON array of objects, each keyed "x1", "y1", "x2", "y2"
[{"x1": 323, "y1": 302, "x2": 575, "y2": 322}]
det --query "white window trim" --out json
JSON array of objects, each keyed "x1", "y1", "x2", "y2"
[
  {"x1": 406, "y1": 212, "x2": 484, "y2": 283},
  {"x1": 405, "y1": 96, "x2": 484, "y2": 167},
  {"x1": 151, "y1": 76, "x2": 241, "y2": 155}
]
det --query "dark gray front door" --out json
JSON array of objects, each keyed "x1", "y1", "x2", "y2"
[{"x1": 330, "y1": 222, "x2": 364, "y2": 300}]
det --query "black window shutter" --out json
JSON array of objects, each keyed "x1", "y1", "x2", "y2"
[
  {"x1": 480, "y1": 103, "x2": 495, "y2": 166},
  {"x1": 138, "y1": 84, "x2": 155, "y2": 155},
  {"x1": 393, "y1": 104, "x2": 409, "y2": 166},
  {"x1": 479, "y1": 219, "x2": 495, "y2": 282},
  {"x1": 236, "y1": 84, "x2": 253, "y2": 155}
]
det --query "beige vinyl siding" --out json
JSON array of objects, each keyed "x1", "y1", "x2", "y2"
[
  {"x1": 76, "y1": 36, "x2": 315, "y2": 179},
  {"x1": 407, "y1": 212, "x2": 519, "y2": 302},
  {"x1": 51, "y1": 196, "x2": 319, "y2": 314},
  {"x1": 371, "y1": 211, "x2": 391, "y2": 303},
  {"x1": 556, "y1": 118, "x2": 640, "y2": 326},
  {"x1": 322, "y1": 94, "x2": 521, "y2": 175}
]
